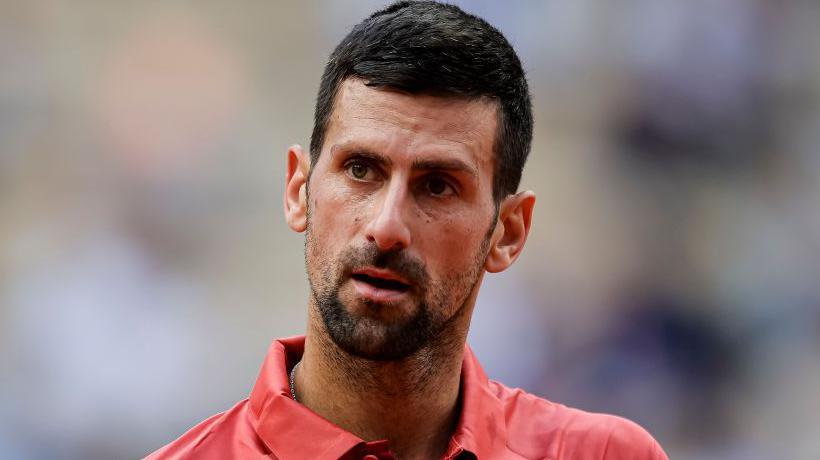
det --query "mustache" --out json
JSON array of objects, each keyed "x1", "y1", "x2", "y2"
[{"x1": 339, "y1": 244, "x2": 429, "y2": 287}]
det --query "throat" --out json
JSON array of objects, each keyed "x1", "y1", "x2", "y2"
[{"x1": 299, "y1": 322, "x2": 465, "y2": 458}]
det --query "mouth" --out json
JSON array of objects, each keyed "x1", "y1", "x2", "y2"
[
  {"x1": 350, "y1": 268, "x2": 412, "y2": 302},
  {"x1": 351, "y1": 272, "x2": 410, "y2": 291}
]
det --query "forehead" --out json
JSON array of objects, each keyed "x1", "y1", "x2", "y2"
[{"x1": 323, "y1": 79, "x2": 498, "y2": 170}]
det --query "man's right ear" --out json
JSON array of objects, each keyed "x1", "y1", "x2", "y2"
[{"x1": 284, "y1": 144, "x2": 310, "y2": 233}]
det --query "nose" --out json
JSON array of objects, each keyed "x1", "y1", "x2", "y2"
[{"x1": 364, "y1": 181, "x2": 412, "y2": 251}]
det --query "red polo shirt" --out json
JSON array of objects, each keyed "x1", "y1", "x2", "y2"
[{"x1": 146, "y1": 336, "x2": 668, "y2": 459}]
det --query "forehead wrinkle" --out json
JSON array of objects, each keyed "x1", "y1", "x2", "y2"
[
  {"x1": 331, "y1": 79, "x2": 497, "y2": 176},
  {"x1": 342, "y1": 81, "x2": 495, "y2": 138}
]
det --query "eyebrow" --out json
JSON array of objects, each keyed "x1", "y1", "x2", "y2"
[
  {"x1": 411, "y1": 158, "x2": 477, "y2": 178},
  {"x1": 332, "y1": 144, "x2": 478, "y2": 178},
  {"x1": 344, "y1": 148, "x2": 393, "y2": 167}
]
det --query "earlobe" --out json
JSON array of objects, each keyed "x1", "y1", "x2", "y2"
[
  {"x1": 284, "y1": 144, "x2": 310, "y2": 233},
  {"x1": 485, "y1": 191, "x2": 535, "y2": 273}
]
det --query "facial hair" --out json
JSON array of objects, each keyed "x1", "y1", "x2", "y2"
[{"x1": 305, "y1": 218, "x2": 492, "y2": 362}]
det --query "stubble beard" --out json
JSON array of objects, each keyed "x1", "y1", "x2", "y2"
[{"x1": 305, "y1": 213, "x2": 493, "y2": 362}]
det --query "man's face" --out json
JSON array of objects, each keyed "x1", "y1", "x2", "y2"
[{"x1": 304, "y1": 79, "x2": 499, "y2": 361}]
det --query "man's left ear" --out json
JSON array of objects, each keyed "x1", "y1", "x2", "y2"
[{"x1": 485, "y1": 191, "x2": 535, "y2": 273}]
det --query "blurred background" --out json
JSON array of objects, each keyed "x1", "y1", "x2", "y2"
[{"x1": 1, "y1": 1, "x2": 819, "y2": 458}]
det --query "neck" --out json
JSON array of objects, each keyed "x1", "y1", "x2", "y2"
[{"x1": 294, "y1": 303, "x2": 472, "y2": 460}]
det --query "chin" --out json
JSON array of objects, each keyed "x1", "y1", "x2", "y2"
[{"x1": 317, "y1": 293, "x2": 436, "y2": 361}]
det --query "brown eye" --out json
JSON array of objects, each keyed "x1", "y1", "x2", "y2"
[
  {"x1": 349, "y1": 163, "x2": 369, "y2": 179},
  {"x1": 426, "y1": 176, "x2": 453, "y2": 196}
]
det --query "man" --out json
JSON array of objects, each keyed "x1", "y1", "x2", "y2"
[{"x1": 148, "y1": 2, "x2": 668, "y2": 459}]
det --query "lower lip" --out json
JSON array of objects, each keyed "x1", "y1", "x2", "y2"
[{"x1": 351, "y1": 278, "x2": 410, "y2": 303}]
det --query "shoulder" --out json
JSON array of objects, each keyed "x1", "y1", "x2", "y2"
[
  {"x1": 489, "y1": 381, "x2": 668, "y2": 460},
  {"x1": 144, "y1": 399, "x2": 269, "y2": 460}
]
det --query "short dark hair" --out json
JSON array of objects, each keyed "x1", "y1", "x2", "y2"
[{"x1": 309, "y1": 0, "x2": 532, "y2": 202}]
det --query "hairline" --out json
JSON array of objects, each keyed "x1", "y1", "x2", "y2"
[{"x1": 310, "y1": 77, "x2": 509, "y2": 203}]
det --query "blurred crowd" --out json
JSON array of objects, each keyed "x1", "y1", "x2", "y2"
[{"x1": 1, "y1": 1, "x2": 818, "y2": 459}]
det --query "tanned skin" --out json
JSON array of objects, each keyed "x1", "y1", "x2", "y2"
[{"x1": 284, "y1": 79, "x2": 535, "y2": 460}]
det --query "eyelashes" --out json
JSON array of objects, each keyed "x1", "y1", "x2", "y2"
[{"x1": 343, "y1": 158, "x2": 458, "y2": 198}]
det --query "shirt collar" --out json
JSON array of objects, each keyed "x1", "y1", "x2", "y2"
[
  {"x1": 451, "y1": 344, "x2": 509, "y2": 458},
  {"x1": 248, "y1": 336, "x2": 509, "y2": 459}
]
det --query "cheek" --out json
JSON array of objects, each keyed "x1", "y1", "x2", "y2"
[
  {"x1": 424, "y1": 214, "x2": 489, "y2": 276},
  {"x1": 309, "y1": 181, "x2": 369, "y2": 241}
]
